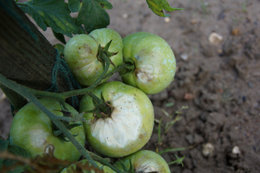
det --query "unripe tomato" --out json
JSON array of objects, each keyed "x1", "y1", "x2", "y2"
[
  {"x1": 80, "y1": 81, "x2": 154, "y2": 158},
  {"x1": 64, "y1": 28, "x2": 123, "y2": 86},
  {"x1": 61, "y1": 159, "x2": 115, "y2": 173},
  {"x1": 121, "y1": 32, "x2": 176, "y2": 94},
  {"x1": 9, "y1": 99, "x2": 85, "y2": 162},
  {"x1": 115, "y1": 150, "x2": 171, "y2": 173}
]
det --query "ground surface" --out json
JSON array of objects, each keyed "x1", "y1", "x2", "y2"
[{"x1": 1, "y1": 0, "x2": 260, "y2": 172}]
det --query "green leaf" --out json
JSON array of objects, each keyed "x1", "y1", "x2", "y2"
[
  {"x1": 0, "y1": 140, "x2": 30, "y2": 173},
  {"x1": 146, "y1": 0, "x2": 183, "y2": 17},
  {"x1": 168, "y1": 155, "x2": 185, "y2": 166},
  {"x1": 8, "y1": 145, "x2": 31, "y2": 158},
  {"x1": 6, "y1": 167, "x2": 24, "y2": 173},
  {"x1": 52, "y1": 29, "x2": 66, "y2": 44},
  {"x1": 68, "y1": 0, "x2": 81, "y2": 12},
  {"x1": 77, "y1": 0, "x2": 110, "y2": 33},
  {"x1": 96, "y1": 0, "x2": 113, "y2": 9},
  {"x1": 0, "y1": 139, "x2": 31, "y2": 158},
  {"x1": 18, "y1": 0, "x2": 82, "y2": 37},
  {"x1": 0, "y1": 139, "x2": 9, "y2": 152}
]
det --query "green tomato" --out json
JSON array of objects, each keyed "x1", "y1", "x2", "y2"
[
  {"x1": 115, "y1": 150, "x2": 171, "y2": 173},
  {"x1": 60, "y1": 159, "x2": 115, "y2": 173},
  {"x1": 64, "y1": 28, "x2": 123, "y2": 86},
  {"x1": 9, "y1": 98, "x2": 85, "y2": 162},
  {"x1": 121, "y1": 32, "x2": 176, "y2": 94},
  {"x1": 80, "y1": 81, "x2": 154, "y2": 158}
]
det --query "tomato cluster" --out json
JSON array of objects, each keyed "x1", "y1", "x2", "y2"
[{"x1": 9, "y1": 28, "x2": 176, "y2": 172}]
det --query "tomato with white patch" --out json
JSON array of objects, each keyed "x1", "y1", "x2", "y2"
[
  {"x1": 115, "y1": 150, "x2": 171, "y2": 173},
  {"x1": 9, "y1": 98, "x2": 85, "y2": 162},
  {"x1": 121, "y1": 32, "x2": 176, "y2": 94},
  {"x1": 80, "y1": 81, "x2": 154, "y2": 157},
  {"x1": 64, "y1": 28, "x2": 123, "y2": 86}
]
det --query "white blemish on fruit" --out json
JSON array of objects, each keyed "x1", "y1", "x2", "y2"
[
  {"x1": 79, "y1": 61, "x2": 98, "y2": 75},
  {"x1": 136, "y1": 64, "x2": 154, "y2": 83},
  {"x1": 136, "y1": 161, "x2": 160, "y2": 172},
  {"x1": 78, "y1": 44, "x2": 92, "y2": 59},
  {"x1": 30, "y1": 129, "x2": 48, "y2": 148},
  {"x1": 91, "y1": 93, "x2": 142, "y2": 148}
]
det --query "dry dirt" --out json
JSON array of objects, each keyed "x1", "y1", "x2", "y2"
[{"x1": 1, "y1": 0, "x2": 260, "y2": 172}]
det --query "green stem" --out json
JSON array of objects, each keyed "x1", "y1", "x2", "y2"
[
  {"x1": 0, "y1": 73, "x2": 97, "y2": 168},
  {"x1": 29, "y1": 61, "x2": 132, "y2": 100},
  {"x1": 0, "y1": 73, "x2": 124, "y2": 172}
]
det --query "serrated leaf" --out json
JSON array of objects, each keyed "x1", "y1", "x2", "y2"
[
  {"x1": 18, "y1": 0, "x2": 82, "y2": 37},
  {"x1": 77, "y1": 0, "x2": 110, "y2": 33},
  {"x1": 68, "y1": 0, "x2": 81, "y2": 12},
  {"x1": 146, "y1": 0, "x2": 183, "y2": 17},
  {"x1": 52, "y1": 29, "x2": 66, "y2": 44},
  {"x1": 96, "y1": 0, "x2": 113, "y2": 9}
]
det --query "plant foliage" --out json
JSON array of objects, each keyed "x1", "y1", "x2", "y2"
[
  {"x1": 146, "y1": 0, "x2": 183, "y2": 17},
  {"x1": 18, "y1": 0, "x2": 82, "y2": 37},
  {"x1": 0, "y1": 139, "x2": 73, "y2": 173},
  {"x1": 77, "y1": 0, "x2": 111, "y2": 33},
  {"x1": 0, "y1": 0, "x2": 183, "y2": 172},
  {"x1": 17, "y1": 0, "x2": 181, "y2": 40},
  {"x1": 17, "y1": 0, "x2": 112, "y2": 37}
]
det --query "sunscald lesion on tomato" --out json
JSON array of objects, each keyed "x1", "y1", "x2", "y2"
[
  {"x1": 121, "y1": 32, "x2": 177, "y2": 95},
  {"x1": 7, "y1": 28, "x2": 177, "y2": 172},
  {"x1": 80, "y1": 81, "x2": 154, "y2": 158},
  {"x1": 9, "y1": 98, "x2": 85, "y2": 162},
  {"x1": 115, "y1": 150, "x2": 171, "y2": 173}
]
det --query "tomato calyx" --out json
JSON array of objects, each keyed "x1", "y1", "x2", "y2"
[
  {"x1": 88, "y1": 92, "x2": 114, "y2": 119},
  {"x1": 96, "y1": 40, "x2": 118, "y2": 69},
  {"x1": 119, "y1": 58, "x2": 136, "y2": 75}
]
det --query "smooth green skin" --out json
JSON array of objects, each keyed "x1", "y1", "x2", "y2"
[
  {"x1": 64, "y1": 28, "x2": 123, "y2": 86},
  {"x1": 61, "y1": 160, "x2": 115, "y2": 173},
  {"x1": 121, "y1": 32, "x2": 176, "y2": 94},
  {"x1": 80, "y1": 81, "x2": 154, "y2": 158},
  {"x1": 115, "y1": 150, "x2": 171, "y2": 173},
  {"x1": 9, "y1": 99, "x2": 85, "y2": 162}
]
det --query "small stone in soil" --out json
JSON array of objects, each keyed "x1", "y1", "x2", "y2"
[
  {"x1": 202, "y1": 143, "x2": 214, "y2": 157},
  {"x1": 209, "y1": 32, "x2": 223, "y2": 46},
  {"x1": 232, "y1": 146, "x2": 240, "y2": 155}
]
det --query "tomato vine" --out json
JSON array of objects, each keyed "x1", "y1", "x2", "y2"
[{"x1": 0, "y1": 0, "x2": 182, "y2": 172}]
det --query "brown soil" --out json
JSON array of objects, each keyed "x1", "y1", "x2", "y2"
[{"x1": 1, "y1": 0, "x2": 260, "y2": 172}]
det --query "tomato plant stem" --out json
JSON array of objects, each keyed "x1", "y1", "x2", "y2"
[
  {"x1": 0, "y1": 73, "x2": 97, "y2": 167},
  {"x1": 0, "y1": 73, "x2": 125, "y2": 172},
  {"x1": 29, "y1": 61, "x2": 132, "y2": 101}
]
